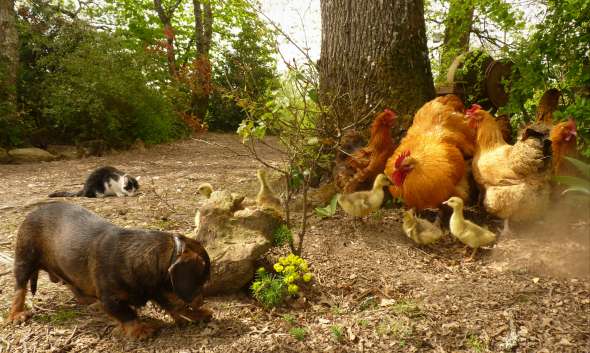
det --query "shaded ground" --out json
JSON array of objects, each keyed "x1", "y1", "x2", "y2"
[{"x1": 0, "y1": 133, "x2": 588, "y2": 352}]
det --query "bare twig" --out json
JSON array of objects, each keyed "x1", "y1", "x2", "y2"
[
  {"x1": 192, "y1": 138, "x2": 250, "y2": 157},
  {"x1": 149, "y1": 179, "x2": 177, "y2": 213},
  {"x1": 64, "y1": 326, "x2": 78, "y2": 345}
]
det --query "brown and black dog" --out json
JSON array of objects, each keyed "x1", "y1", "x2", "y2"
[{"x1": 7, "y1": 202, "x2": 211, "y2": 339}]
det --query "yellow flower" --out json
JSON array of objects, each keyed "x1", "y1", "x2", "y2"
[
  {"x1": 303, "y1": 273, "x2": 313, "y2": 282},
  {"x1": 274, "y1": 264, "x2": 284, "y2": 273},
  {"x1": 256, "y1": 267, "x2": 266, "y2": 275},
  {"x1": 299, "y1": 262, "x2": 308, "y2": 272},
  {"x1": 288, "y1": 284, "x2": 299, "y2": 295},
  {"x1": 284, "y1": 265, "x2": 296, "y2": 274}
]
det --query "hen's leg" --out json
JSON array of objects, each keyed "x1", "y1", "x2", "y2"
[{"x1": 501, "y1": 219, "x2": 514, "y2": 237}]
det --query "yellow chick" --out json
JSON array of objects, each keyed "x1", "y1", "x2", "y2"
[
  {"x1": 402, "y1": 209, "x2": 444, "y2": 245},
  {"x1": 194, "y1": 183, "x2": 213, "y2": 230},
  {"x1": 443, "y1": 196, "x2": 497, "y2": 259},
  {"x1": 337, "y1": 174, "x2": 390, "y2": 218},
  {"x1": 197, "y1": 183, "x2": 213, "y2": 198},
  {"x1": 256, "y1": 169, "x2": 282, "y2": 212}
]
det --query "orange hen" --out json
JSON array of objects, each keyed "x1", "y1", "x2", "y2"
[
  {"x1": 334, "y1": 109, "x2": 397, "y2": 192},
  {"x1": 384, "y1": 95, "x2": 475, "y2": 210}
]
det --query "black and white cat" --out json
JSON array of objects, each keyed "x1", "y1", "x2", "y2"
[{"x1": 49, "y1": 166, "x2": 140, "y2": 198}]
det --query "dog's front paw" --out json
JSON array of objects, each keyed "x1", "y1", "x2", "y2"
[
  {"x1": 121, "y1": 320, "x2": 159, "y2": 340},
  {"x1": 7, "y1": 310, "x2": 32, "y2": 324}
]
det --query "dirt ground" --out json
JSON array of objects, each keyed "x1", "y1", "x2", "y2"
[{"x1": 0, "y1": 133, "x2": 588, "y2": 353}]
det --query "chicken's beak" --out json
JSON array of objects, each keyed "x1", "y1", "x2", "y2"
[{"x1": 442, "y1": 201, "x2": 448, "y2": 205}]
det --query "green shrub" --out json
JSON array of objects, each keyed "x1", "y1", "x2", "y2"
[
  {"x1": 15, "y1": 14, "x2": 188, "y2": 148},
  {"x1": 272, "y1": 224, "x2": 293, "y2": 246}
]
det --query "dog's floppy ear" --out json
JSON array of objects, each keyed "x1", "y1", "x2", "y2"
[{"x1": 168, "y1": 242, "x2": 208, "y2": 303}]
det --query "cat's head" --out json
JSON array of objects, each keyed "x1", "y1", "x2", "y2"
[{"x1": 122, "y1": 175, "x2": 140, "y2": 196}]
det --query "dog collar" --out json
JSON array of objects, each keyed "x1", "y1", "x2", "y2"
[{"x1": 170, "y1": 235, "x2": 185, "y2": 265}]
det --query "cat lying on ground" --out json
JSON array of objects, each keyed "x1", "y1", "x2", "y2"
[{"x1": 49, "y1": 166, "x2": 139, "y2": 198}]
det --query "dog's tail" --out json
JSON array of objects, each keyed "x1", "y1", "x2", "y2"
[
  {"x1": 48, "y1": 190, "x2": 83, "y2": 197},
  {"x1": 30, "y1": 270, "x2": 39, "y2": 295}
]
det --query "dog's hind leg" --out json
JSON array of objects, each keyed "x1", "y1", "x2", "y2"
[{"x1": 8, "y1": 262, "x2": 38, "y2": 323}]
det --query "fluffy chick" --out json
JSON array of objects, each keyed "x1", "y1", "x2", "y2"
[
  {"x1": 402, "y1": 209, "x2": 444, "y2": 245},
  {"x1": 337, "y1": 174, "x2": 390, "y2": 218},
  {"x1": 256, "y1": 169, "x2": 282, "y2": 213},
  {"x1": 443, "y1": 196, "x2": 496, "y2": 259},
  {"x1": 197, "y1": 183, "x2": 213, "y2": 198}
]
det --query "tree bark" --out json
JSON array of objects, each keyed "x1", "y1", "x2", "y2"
[
  {"x1": 191, "y1": 0, "x2": 213, "y2": 121},
  {"x1": 153, "y1": 0, "x2": 179, "y2": 77},
  {"x1": 0, "y1": 0, "x2": 19, "y2": 119},
  {"x1": 319, "y1": 0, "x2": 435, "y2": 128},
  {"x1": 439, "y1": 0, "x2": 474, "y2": 81}
]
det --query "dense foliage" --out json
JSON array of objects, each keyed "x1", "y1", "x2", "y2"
[
  {"x1": 427, "y1": 0, "x2": 589, "y2": 156},
  {"x1": 0, "y1": 0, "x2": 278, "y2": 148},
  {"x1": 506, "y1": 0, "x2": 590, "y2": 156},
  {"x1": 17, "y1": 12, "x2": 185, "y2": 147}
]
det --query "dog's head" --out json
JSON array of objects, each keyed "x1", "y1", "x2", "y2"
[{"x1": 168, "y1": 235, "x2": 210, "y2": 303}]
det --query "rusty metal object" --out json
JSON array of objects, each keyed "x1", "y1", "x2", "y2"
[
  {"x1": 436, "y1": 51, "x2": 514, "y2": 110},
  {"x1": 485, "y1": 60, "x2": 513, "y2": 108}
]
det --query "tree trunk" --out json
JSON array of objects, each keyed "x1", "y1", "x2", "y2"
[
  {"x1": 0, "y1": 0, "x2": 19, "y2": 119},
  {"x1": 153, "y1": 0, "x2": 177, "y2": 77},
  {"x1": 319, "y1": 0, "x2": 435, "y2": 128},
  {"x1": 439, "y1": 0, "x2": 474, "y2": 82},
  {"x1": 190, "y1": 0, "x2": 213, "y2": 121}
]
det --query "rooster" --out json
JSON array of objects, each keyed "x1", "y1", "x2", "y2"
[
  {"x1": 334, "y1": 109, "x2": 397, "y2": 193},
  {"x1": 467, "y1": 104, "x2": 552, "y2": 236},
  {"x1": 385, "y1": 95, "x2": 475, "y2": 211}
]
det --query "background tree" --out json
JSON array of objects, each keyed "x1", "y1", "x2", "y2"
[
  {"x1": 0, "y1": 0, "x2": 19, "y2": 119},
  {"x1": 190, "y1": 0, "x2": 213, "y2": 121},
  {"x1": 438, "y1": 0, "x2": 474, "y2": 82},
  {"x1": 319, "y1": 0, "x2": 435, "y2": 127}
]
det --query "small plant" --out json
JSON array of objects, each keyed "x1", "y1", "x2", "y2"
[
  {"x1": 391, "y1": 300, "x2": 421, "y2": 317},
  {"x1": 371, "y1": 208, "x2": 384, "y2": 221},
  {"x1": 314, "y1": 195, "x2": 338, "y2": 219},
  {"x1": 466, "y1": 334, "x2": 487, "y2": 352},
  {"x1": 289, "y1": 327, "x2": 307, "y2": 341},
  {"x1": 357, "y1": 319, "x2": 369, "y2": 327},
  {"x1": 375, "y1": 317, "x2": 412, "y2": 339},
  {"x1": 282, "y1": 313, "x2": 296, "y2": 325},
  {"x1": 358, "y1": 296, "x2": 378, "y2": 311},
  {"x1": 272, "y1": 225, "x2": 294, "y2": 246},
  {"x1": 250, "y1": 268, "x2": 285, "y2": 308},
  {"x1": 251, "y1": 254, "x2": 313, "y2": 308},
  {"x1": 330, "y1": 305, "x2": 343, "y2": 316},
  {"x1": 330, "y1": 325, "x2": 344, "y2": 342}
]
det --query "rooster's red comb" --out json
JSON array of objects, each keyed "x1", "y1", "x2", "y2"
[
  {"x1": 395, "y1": 150, "x2": 410, "y2": 169},
  {"x1": 466, "y1": 104, "x2": 482, "y2": 116}
]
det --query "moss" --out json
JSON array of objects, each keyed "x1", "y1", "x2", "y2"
[{"x1": 34, "y1": 309, "x2": 80, "y2": 324}]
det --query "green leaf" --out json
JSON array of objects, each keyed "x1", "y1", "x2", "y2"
[
  {"x1": 563, "y1": 157, "x2": 590, "y2": 179},
  {"x1": 562, "y1": 187, "x2": 590, "y2": 196},
  {"x1": 314, "y1": 194, "x2": 338, "y2": 219},
  {"x1": 308, "y1": 88, "x2": 319, "y2": 104},
  {"x1": 553, "y1": 175, "x2": 590, "y2": 191}
]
